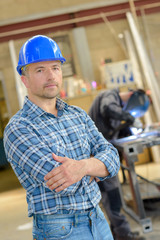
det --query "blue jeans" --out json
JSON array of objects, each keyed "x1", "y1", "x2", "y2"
[{"x1": 32, "y1": 205, "x2": 113, "y2": 240}]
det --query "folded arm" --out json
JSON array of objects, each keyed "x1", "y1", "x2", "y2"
[
  {"x1": 44, "y1": 153, "x2": 109, "y2": 192},
  {"x1": 4, "y1": 110, "x2": 120, "y2": 194},
  {"x1": 45, "y1": 112, "x2": 120, "y2": 192}
]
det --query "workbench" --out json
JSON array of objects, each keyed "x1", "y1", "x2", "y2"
[{"x1": 112, "y1": 130, "x2": 160, "y2": 233}]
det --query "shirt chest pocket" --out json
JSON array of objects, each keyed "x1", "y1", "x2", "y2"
[{"x1": 40, "y1": 132, "x2": 66, "y2": 156}]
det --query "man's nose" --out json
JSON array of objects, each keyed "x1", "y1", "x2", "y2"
[{"x1": 46, "y1": 68, "x2": 56, "y2": 78}]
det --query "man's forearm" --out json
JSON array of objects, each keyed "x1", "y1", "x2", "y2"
[
  {"x1": 82, "y1": 157, "x2": 109, "y2": 178},
  {"x1": 44, "y1": 153, "x2": 109, "y2": 192}
]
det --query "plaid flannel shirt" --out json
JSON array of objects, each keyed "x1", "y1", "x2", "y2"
[{"x1": 4, "y1": 97, "x2": 120, "y2": 217}]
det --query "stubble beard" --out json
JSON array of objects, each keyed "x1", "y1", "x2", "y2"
[{"x1": 42, "y1": 85, "x2": 61, "y2": 99}]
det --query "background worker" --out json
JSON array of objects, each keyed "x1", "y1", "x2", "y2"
[
  {"x1": 88, "y1": 88, "x2": 150, "y2": 240},
  {"x1": 3, "y1": 35, "x2": 120, "y2": 240}
]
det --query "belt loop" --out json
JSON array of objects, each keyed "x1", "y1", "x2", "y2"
[
  {"x1": 74, "y1": 214, "x2": 78, "y2": 227},
  {"x1": 33, "y1": 214, "x2": 38, "y2": 228},
  {"x1": 96, "y1": 205, "x2": 99, "y2": 218}
]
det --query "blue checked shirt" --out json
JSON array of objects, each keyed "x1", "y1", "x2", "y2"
[{"x1": 4, "y1": 96, "x2": 120, "y2": 217}]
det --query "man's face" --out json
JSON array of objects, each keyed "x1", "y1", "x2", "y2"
[{"x1": 21, "y1": 61, "x2": 63, "y2": 100}]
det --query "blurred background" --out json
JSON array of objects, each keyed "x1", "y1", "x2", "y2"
[{"x1": 0, "y1": 0, "x2": 160, "y2": 239}]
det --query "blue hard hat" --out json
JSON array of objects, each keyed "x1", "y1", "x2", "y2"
[
  {"x1": 123, "y1": 90, "x2": 150, "y2": 118},
  {"x1": 17, "y1": 35, "x2": 66, "y2": 75}
]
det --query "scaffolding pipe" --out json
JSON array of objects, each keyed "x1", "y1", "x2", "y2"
[
  {"x1": 124, "y1": 30, "x2": 160, "y2": 163},
  {"x1": 100, "y1": 12, "x2": 128, "y2": 58},
  {"x1": 129, "y1": 0, "x2": 139, "y2": 30},
  {"x1": 0, "y1": 72, "x2": 12, "y2": 118},
  {"x1": 124, "y1": 30, "x2": 153, "y2": 124},
  {"x1": 126, "y1": 12, "x2": 160, "y2": 121},
  {"x1": 140, "y1": 8, "x2": 156, "y2": 74},
  {"x1": 124, "y1": 30, "x2": 144, "y2": 89},
  {"x1": 9, "y1": 40, "x2": 26, "y2": 109}
]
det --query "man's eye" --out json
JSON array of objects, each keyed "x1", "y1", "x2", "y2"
[
  {"x1": 53, "y1": 66, "x2": 61, "y2": 71},
  {"x1": 37, "y1": 69, "x2": 42, "y2": 72}
]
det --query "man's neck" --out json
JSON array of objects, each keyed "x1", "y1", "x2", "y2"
[{"x1": 28, "y1": 95, "x2": 58, "y2": 116}]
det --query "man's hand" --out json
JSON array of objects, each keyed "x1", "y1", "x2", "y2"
[{"x1": 44, "y1": 153, "x2": 87, "y2": 192}]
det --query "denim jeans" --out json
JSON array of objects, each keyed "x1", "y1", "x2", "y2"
[{"x1": 32, "y1": 205, "x2": 113, "y2": 240}]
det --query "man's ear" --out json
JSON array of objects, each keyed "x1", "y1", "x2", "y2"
[{"x1": 21, "y1": 75, "x2": 29, "y2": 88}]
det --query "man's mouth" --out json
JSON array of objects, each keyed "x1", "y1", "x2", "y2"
[{"x1": 45, "y1": 83, "x2": 58, "y2": 88}]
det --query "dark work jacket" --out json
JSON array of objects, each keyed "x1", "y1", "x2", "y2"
[{"x1": 88, "y1": 88, "x2": 132, "y2": 140}]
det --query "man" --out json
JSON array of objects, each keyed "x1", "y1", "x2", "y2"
[
  {"x1": 88, "y1": 88, "x2": 150, "y2": 240},
  {"x1": 3, "y1": 35, "x2": 120, "y2": 240}
]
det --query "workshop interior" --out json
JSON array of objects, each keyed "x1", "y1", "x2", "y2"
[{"x1": 0, "y1": 0, "x2": 160, "y2": 239}]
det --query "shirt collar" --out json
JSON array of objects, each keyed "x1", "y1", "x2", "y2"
[{"x1": 22, "y1": 96, "x2": 68, "y2": 120}]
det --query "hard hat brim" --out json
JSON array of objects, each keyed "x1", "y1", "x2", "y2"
[{"x1": 17, "y1": 57, "x2": 66, "y2": 75}]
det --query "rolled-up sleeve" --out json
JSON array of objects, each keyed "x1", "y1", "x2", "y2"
[
  {"x1": 85, "y1": 114, "x2": 120, "y2": 179},
  {"x1": 3, "y1": 120, "x2": 88, "y2": 195},
  {"x1": 4, "y1": 122, "x2": 57, "y2": 183}
]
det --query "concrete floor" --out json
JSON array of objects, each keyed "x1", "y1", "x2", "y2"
[{"x1": 0, "y1": 166, "x2": 160, "y2": 240}]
